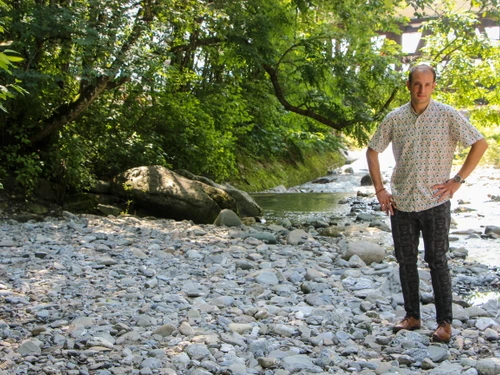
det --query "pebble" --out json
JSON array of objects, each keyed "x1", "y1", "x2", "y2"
[{"x1": 0, "y1": 204, "x2": 499, "y2": 375}]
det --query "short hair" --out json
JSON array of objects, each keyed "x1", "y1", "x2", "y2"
[{"x1": 408, "y1": 64, "x2": 436, "y2": 83}]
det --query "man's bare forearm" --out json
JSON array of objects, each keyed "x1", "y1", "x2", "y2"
[
  {"x1": 366, "y1": 147, "x2": 384, "y2": 192},
  {"x1": 455, "y1": 138, "x2": 488, "y2": 181}
]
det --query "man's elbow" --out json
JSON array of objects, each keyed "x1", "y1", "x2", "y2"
[
  {"x1": 474, "y1": 138, "x2": 488, "y2": 153},
  {"x1": 366, "y1": 147, "x2": 377, "y2": 158}
]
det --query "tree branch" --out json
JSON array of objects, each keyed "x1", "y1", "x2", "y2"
[
  {"x1": 29, "y1": 76, "x2": 111, "y2": 145},
  {"x1": 262, "y1": 63, "x2": 348, "y2": 131},
  {"x1": 374, "y1": 87, "x2": 399, "y2": 121},
  {"x1": 30, "y1": 0, "x2": 153, "y2": 147},
  {"x1": 169, "y1": 37, "x2": 222, "y2": 54}
]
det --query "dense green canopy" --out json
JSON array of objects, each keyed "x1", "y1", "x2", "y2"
[{"x1": 0, "y1": 0, "x2": 498, "y2": 194}]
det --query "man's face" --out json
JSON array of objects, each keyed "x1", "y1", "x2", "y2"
[{"x1": 406, "y1": 70, "x2": 436, "y2": 108}]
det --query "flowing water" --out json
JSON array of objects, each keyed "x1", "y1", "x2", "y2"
[
  {"x1": 251, "y1": 192, "x2": 352, "y2": 224},
  {"x1": 253, "y1": 148, "x2": 500, "y2": 268}
]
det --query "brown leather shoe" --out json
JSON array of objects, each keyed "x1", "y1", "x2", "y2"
[
  {"x1": 393, "y1": 316, "x2": 421, "y2": 333},
  {"x1": 432, "y1": 322, "x2": 452, "y2": 342}
]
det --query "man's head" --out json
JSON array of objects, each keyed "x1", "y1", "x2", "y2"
[
  {"x1": 408, "y1": 64, "x2": 436, "y2": 84},
  {"x1": 407, "y1": 63, "x2": 436, "y2": 113}
]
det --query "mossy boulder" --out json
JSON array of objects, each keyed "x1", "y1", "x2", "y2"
[{"x1": 112, "y1": 166, "x2": 237, "y2": 224}]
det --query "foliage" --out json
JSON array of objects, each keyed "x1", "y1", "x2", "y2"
[
  {"x1": 232, "y1": 147, "x2": 346, "y2": 192},
  {"x1": 0, "y1": 48, "x2": 25, "y2": 112},
  {"x1": 0, "y1": 0, "x2": 498, "y2": 197},
  {"x1": 0, "y1": 17, "x2": 27, "y2": 111},
  {"x1": 0, "y1": 0, "x2": 28, "y2": 111},
  {"x1": 416, "y1": 0, "x2": 500, "y2": 166}
]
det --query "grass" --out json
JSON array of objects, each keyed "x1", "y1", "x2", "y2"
[{"x1": 230, "y1": 148, "x2": 346, "y2": 192}]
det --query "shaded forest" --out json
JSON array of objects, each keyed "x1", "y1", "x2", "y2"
[{"x1": 0, "y1": 0, "x2": 499, "y2": 195}]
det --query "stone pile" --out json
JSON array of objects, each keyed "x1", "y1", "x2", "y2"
[{"x1": 0, "y1": 207, "x2": 499, "y2": 375}]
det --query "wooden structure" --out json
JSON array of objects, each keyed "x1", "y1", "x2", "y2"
[{"x1": 383, "y1": 1, "x2": 499, "y2": 58}]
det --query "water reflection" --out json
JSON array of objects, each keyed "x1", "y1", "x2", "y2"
[
  {"x1": 465, "y1": 291, "x2": 500, "y2": 308},
  {"x1": 252, "y1": 192, "x2": 352, "y2": 223}
]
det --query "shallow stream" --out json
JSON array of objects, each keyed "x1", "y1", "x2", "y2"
[{"x1": 254, "y1": 149, "x2": 500, "y2": 264}]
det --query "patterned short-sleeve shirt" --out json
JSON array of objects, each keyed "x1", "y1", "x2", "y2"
[{"x1": 368, "y1": 100, "x2": 484, "y2": 212}]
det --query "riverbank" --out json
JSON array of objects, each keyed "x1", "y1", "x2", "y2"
[
  {"x1": 229, "y1": 148, "x2": 347, "y2": 193},
  {"x1": 0, "y1": 205, "x2": 499, "y2": 374},
  {"x1": 261, "y1": 148, "x2": 500, "y2": 268}
]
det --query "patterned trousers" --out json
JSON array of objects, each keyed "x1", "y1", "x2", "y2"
[{"x1": 390, "y1": 201, "x2": 452, "y2": 324}]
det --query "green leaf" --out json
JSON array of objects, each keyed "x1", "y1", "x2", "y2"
[
  {"x1": 0, "y1": 54, "x2": 13, "y2": 72},
  {"x1": 5, "y1": 55, "x2": 24, "y2": 63}
]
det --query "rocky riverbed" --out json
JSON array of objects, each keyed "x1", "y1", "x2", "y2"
[{"x1": 1, "y1": 191, "x2": 500, "y2": 375}]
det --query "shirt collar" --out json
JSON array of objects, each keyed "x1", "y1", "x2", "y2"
[{"x1": 408, "y1": 99, "x2": 434, "y2": 116}]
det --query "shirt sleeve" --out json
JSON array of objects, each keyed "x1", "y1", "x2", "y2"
[
  {"x1": 368, "y1": 115, "x2": 393, "y2": 153},
  {"x1": 449, "y1": 110, "x2": 484, "y2": 148}
]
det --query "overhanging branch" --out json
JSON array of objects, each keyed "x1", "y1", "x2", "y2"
[
  {"x1": 30, "y1": 0, "x2": 152, "y2": 147},
  {"x1": 262, "y1": 63, "x2": 348, "y2": 131}
]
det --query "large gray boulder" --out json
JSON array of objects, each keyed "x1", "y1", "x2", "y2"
[
  {"x1": 112, "y1": 166, "x2": 237, "y2": 224},
  {"x1": 175, "y1": 169, "x2": 262, "y2": 218},
  {"x1": 342, "y1": 240, "x2": 386, "y2": 264},
  {"x1": 214, "y1": 209, "x2": 243, "y2": 227}
]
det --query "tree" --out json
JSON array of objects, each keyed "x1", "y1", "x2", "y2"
[
  {"x1": 412, "y1": 0, "x2": 500, "y2": 164},
  {"x1": 0, "y1": 3, "x2": 26, "y2": 113},
  {"x1": 0, "y1": 0, "x2": 498, "y2": 194},
  {"x1": 1, "y1": 0, "x2": 163, "y2": 191}
]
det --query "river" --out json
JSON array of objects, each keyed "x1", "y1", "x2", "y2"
[{"x1": 252, "y1": 148, "x2": 500, "y2": 268}]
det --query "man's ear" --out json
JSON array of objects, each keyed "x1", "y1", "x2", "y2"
[{"x1": 406, "y1": 80, "x2": 411, "y2": 90}]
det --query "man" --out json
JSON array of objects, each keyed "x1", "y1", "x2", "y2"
[{"x1": 366, "y1": 63, "x2": 488, "y2": 342}]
